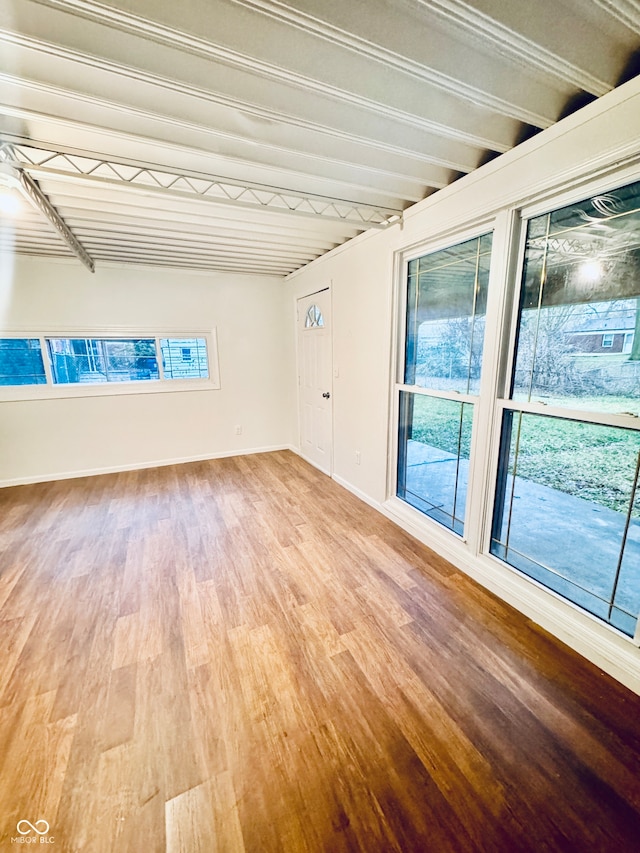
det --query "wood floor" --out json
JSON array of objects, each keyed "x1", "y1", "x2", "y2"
[{"x1": 2, "y1": 451, "x2": 640, "y2": 852}]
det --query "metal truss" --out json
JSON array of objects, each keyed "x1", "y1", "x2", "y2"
[
  {"x1": 17, "y1": 169, "x2": 95, "y2": 272},
  {"x1": 0, "y1": 140, "x2": 403, "y2": 229},
  {"x1": 0, "y1": 147, "x2": 95, "y2": 272}
]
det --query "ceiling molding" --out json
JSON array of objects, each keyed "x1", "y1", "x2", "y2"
[
  {"x1": 26, "y1": 0, "x2": 550, "y2": 129},
  {"x1": 225, "y1": 0, "x2": 554, "y2": 126},
  {"x1": 592, "y1": 0, "x2": 640, "y2": 33},
  {"x1": 0, "y1": 73, "x2": 485, "y2": 175},
  {"x1": 0, "y1": 31, "x2": 513, "y2": 160},
  {"x1": 414, "y1": 0, "x2": 611, "y2": 96}
]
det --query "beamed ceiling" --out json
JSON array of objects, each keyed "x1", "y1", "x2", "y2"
[{"x1": 0, "y1": 0, "x2": 639, "y2": 276}]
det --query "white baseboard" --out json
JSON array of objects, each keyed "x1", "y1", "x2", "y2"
[
  {"x1": 331, "y1": 473, "x2": 383, "y2": 510},
  {"x1": 294, "y1": 449, "x2": 331, "y2": 476},
  {"x1": 332, "y1": 472, "x2": 640, "y2": 695},
  {"x1": 0, "y1": 444, "x2": 291, "y2": 488}
]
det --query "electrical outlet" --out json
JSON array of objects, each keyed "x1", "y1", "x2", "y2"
[
  {"x1": 355, "y1": 450, "x2": 361, "y2": 465},
  {"x1": 235, "y1": 425, "x2": 242, "y2": 435}
]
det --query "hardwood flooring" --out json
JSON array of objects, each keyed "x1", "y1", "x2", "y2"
[{"x1": 1, "y1": 450, "x2": 640, "y2": 851}]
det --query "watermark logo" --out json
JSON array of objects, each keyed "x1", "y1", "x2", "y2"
[
  {"x1": 11, "y1": 820, "x2": 55, "y2": 844},
  {"x1": 16, "y1": 822, "x2": 49, "y2": 837}
]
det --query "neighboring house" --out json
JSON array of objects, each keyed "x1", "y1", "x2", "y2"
[{"x1": 564, "y1": 302, "x2": 637, "y2": 355}]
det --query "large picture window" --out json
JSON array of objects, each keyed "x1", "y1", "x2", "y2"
[
  {"x1": 397, "y1": 232, "x2": 493, "y2": 534},
  {"x1": 491, "y1": 179, "x2": 640, "y2": 636}
]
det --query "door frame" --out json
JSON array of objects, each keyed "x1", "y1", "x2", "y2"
[{"x1": 295, "y1": 286, "x2": 334, "y2": 475}]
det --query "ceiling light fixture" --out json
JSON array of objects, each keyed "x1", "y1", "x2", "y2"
[
  {"x1": 0, "y1": 164, "x2": 24, "y2": 217},
  {"x1": 577, "y1": 258, "x2": 603, "y2": 283}
]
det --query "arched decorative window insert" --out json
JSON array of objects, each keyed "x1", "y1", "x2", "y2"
[{"x1": 305, "y1": 304, "x2": 324, "y2": 328}]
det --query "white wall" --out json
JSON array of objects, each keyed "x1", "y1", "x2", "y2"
[
  {"x1": 0, "y1": 257, "x2": 294, "y2": 484},
  {"x1": 288, "y1": 76, "x2": 640, "y2": 693}
]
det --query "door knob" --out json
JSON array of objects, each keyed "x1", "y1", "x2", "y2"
[{"x1": 322, "y1": 391, "x2": 331, "y2": 399}]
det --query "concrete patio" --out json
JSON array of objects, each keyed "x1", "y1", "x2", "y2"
[{"x1": 403, "y1": 439, "x2": 639, "y2": 636}]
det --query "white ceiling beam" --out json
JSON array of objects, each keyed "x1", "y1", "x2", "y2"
[
  {"x1": 26, "y1": 0, "x2": 559, "y2": 127},
  {"x1": 8, "y1": 1, "x2": 534, "y2": 141}
]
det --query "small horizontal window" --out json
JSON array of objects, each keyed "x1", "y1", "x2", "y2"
[{"x1": 0, "y1": 330, "x2": 218, "y2": 398}]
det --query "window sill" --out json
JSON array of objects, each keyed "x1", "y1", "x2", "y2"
[{"x1": 0, "y1": 378, "x2": 220, "y2": 402}]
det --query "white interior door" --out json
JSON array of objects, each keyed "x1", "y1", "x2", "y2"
[{"x1": 297, "y1": 289, "x2": 333, "y2": 474}]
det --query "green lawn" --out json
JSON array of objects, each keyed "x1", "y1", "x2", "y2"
[{"x1": 408, "y1": 395, "x2": 640, "y2": 513}]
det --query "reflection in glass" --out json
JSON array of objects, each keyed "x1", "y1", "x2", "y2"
[
  {"x1": 398, "y1": 392, "x2": 473, "y2": 535},
  {"x1": 405, "y1": 233, "x2": 492, "y2": 394},
  {"x1": 161, "y1": 337, "x2": 209, "y2": 379},
  {"x1": 491, "y1": 411, "x2": 640, "y2": 636},
  {"x1": 0, "y1": 338, "x2": 46, "y2": 386},
  {"x1": 47, "y1": 338, "x2": 159, "y2": 384},
  {"x1": 513, "y1": 179, "x2": 640, "y2": 415}
]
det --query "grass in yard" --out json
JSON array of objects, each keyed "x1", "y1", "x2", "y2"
[{"x1": 409, "y1": 395, "x2": 640, "y2": 513}]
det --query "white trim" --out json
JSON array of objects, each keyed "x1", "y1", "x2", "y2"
[
  {"x1": 518, "y1": 159, "x2": 640, "y2": 221},
  {"x1": 592, "y1": 0, "x2": 640, "y2": 31},
  {"x1": 0, "y1": 378, "x2": 217, "y2": 402},
  {"x1": 497, "y1": 399, "x2": 640, "y2": 431},
  {"x1": 397, "y1": 384, "x2": 478, "y2": 405},
  {"x1": 464, "y1": 209, "x2": 520, "y2": 556},
  {"x1": 332, "y1": 472, "x2": 385, "y2": 512},
  {"x1": 0, "y1": 444, "x2": 291, "y2": 489},
  {"x1": 296, "y1": 285, "x2": 331, "y2": 300},
  {"x1": 391, "y1": 224, "x2": 496, "y2": 546},
  {"x1": 275, "y1": 449, "x2": 640, "y2": 693},
  {"x1": 296, "y1": 449, "x2": 332, "y2": 477},
  {"x1": 419, "y1": 0, "x2": 609, "y2": 96},
  {"x1": 399, "y1": 216, "x2": 496, "y2": 264}
]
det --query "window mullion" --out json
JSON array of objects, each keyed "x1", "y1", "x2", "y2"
[
  {"x1": 41, "y1": 336, "x2": 54, "y2": 387},
  {"x1": 156, "y1": 336, "x2": 165, "y2": 381},
  {"x1": 465, "y1": 208, "x2": 521, "y2": 556}
]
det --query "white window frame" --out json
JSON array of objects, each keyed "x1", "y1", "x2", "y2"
[
  {"x1": 0, "y1": 327, "x2": 220, "y2": 401},
  {"x1": 388, "y1": 217, "x2": 499, "y2": 548},
  {"x1": 481, "y1": 176, "x2": 640, "y2": 642}
]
